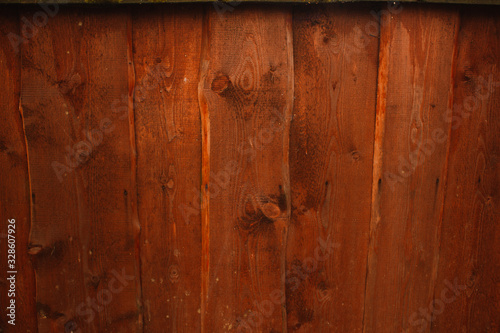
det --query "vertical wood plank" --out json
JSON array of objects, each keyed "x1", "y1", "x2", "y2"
[
  {"x1": 198, "y1": 5, "x2": 293, "y2": 332},
  {"x1": 0, "y1": 9, "x2": 37, "y2": 333},
  {"x1": 363, "y1": 5, "x2": 460, "y2": 333},
  {"x1": 430, "y1": 7, "x2": 500, "y2": 333},
  {"x1": 288, "y1": 4, "x2": 379, "y2": 332},
  {"x1": 20, "y1": 8, "x2": 141, "y2": 332},
  {"x1": 132, "y1": 4, "x2": 203, "y2": 332}
]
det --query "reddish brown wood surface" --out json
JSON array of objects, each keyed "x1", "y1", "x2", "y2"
[
  {"x1": 0, "y1": 3, "x2": 498, "y2": 333},
  {"x1": 430, "y1": 7, "x2": 500, "y2": 333},
  {"x1": 288, "y1": 4, "x2": 378, "y2": 332},
  {"x1": 20, "y1": 8, "x2": 141, "y2": 332},
  {"x1": 132, "y1": 5, "x2": 203, "y2": 332},
  {"x1": 363, "y1": 6, "x2": 460, "y2": 333},
  {"x1": 0, "y1": 9, "x2": 37, "y2": 333},
  {"x1": 198, "y1": 6, "x2": 293, "y2": 332}
]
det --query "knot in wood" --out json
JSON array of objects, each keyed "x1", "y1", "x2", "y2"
[
  {"x1": 211, "y1": 74, "x2": 231, "y2": 94},
  {"x1": 261, "y1": 202, "x2": 281, "y2": 220}
]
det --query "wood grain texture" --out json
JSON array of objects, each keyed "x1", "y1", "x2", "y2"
[
  {"x1": 198, "y1": 5, "x2": 293, "y2": 332},
  {"x1": 0, "y1": 3, "x2": 497, "y2": 332},
  {"x1": 0, "y1": 9, "x2": 37, "y2": 333},
  {"x1": 430, "y1": 6, "x2": 500, "y2": 333},
  {"x1": 20, "y1": 7, "x2": 141, "y2": 332},
  {"x1": 287, "y1": 4, "x2": 379, "y2": 332},
  {"x1": 132, "y1": 5, "x2": 203, "y2": 332},
  {"x1": 363, "y1": 5, "x2": 460, "y2": 333}
]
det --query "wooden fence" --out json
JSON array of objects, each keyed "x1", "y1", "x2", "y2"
[{"x1": 0, "y1": 2, "x2": 498, "y2": 332}]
